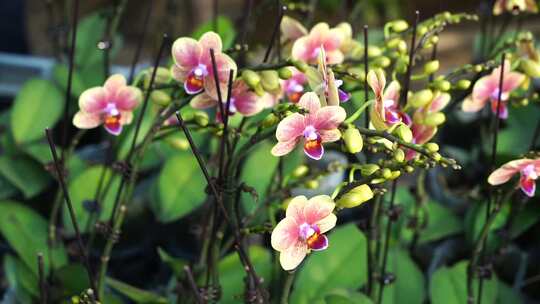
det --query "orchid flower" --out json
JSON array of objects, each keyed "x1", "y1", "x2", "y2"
[
  {"x1": 292, "y1": 23, "x2": 345, "y2": 64},
  {"x1": 281, "y1": 16, "x2": 308, "y2": 44},
  {"x1": 306, "y1": 47, "x2": 350, "y2": 106},
  {"x1": 73, "y1": 74, "x2": 142, "y2": 135},
  {"x1": 462, "y1": 61, "x2": 525, "y2": 119},
  {"x1": 271, "y1": 92, "x2": 346, "y2": 160},
  {"x1": 367, "y1": 70, "x2": 410, "y2": 130},
  {"x1": 488, "y1": 158, "x2": 540, "y2": 197},
  {"x1": 282, "y1": 67, "x2": 308, "y2": 103},
  {"x1": 190, "y1": 80, "x2": 265, "y2": 121},
  {"x1": 271, "y1": 195, "x2": 337, "y2": 270},
  {"x1": 493, "y1": 0, "x2": 538, "y2": 15},
  {"x1": 406, "y1": 92, "x2": 450, "y2": 160},
  {"x1": 171, "y1": 32, "x2": 237, "y2": 97}
]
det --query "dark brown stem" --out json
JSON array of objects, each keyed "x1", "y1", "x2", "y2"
[
  {"x1": 377, "y1": 180, "x2": 397, "y2": 304},
  {"x1": 210, "y1": 49, "x2": 225, "y2": 117},
  {"x1": 184, "y1": 265, "x2": 204, "y2": 304},
  {"x1": 45, "y1": 129, "x2": 98, "y2": 300},
  {"x1": 363, "y1": 25, "x2": 369, "y2": 129},
  {"x1": 38, "y1": 253, "x2": 47, "y2": 304},
  {"x1": 263, "y1": 5, "x2": 286, "y2": 63},
  {"x1": 218, "y1": 70, "x2": 235, "y2": 182},
  {"x1": 128, "y1": 1, "x2": 153, "y2": 84},
  {"x1": 399, "y1": 11, "x2": 419, "y2": 106}
]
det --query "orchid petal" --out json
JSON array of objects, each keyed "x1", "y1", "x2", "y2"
[
  {"x1": 304, "y1": 195, "x2": 335, "y2": 225},
  {"x1": 276, "y1": 113, "x2": 305, "y2": 142},
  {"x1": 488, "y1": 159, "x2": 535, "y2": 185},
  {"x1": 104, "y1": 74, "x2": 127, "y2": 95},
  {"x1": 271, "y1": 217, "x2": 299, "y2": 252},
  {"x1": 199, "y1": 31, "x2": 223, "y2": 53},
  {"x1": 114, "y1": 87, "x2": 142, "y2": 111},
  {"x1": 279, "y1": 241, "x2": 308, "y2": 270},
  {"x1": 315, "y1": 213, "x2": 337, "y2": 234},
  {"x1": 190, "y1": 93, "x2": 216, "y2": 109},
  {"x1": 298, "y1": 92, "x2": 321, "y2": 114},
  {"x1": 286, "y1": 195, "x2": 308, "y2": 223},
  {"x1": 73, "y1": 111, "x2": 101, "y2": 129},
  {"x1": 172, "y1": 37, "x2": 202, "y2": 69},
  {"x1": 271, "y1": 139, "x2": 299, "y2": 157},
  {"x1": 314, "y1": 106, "x2": 346, "y2": 130},
  {"x1": 319, "y1": 129, "x2": 341, "y2": 143},
  {"x1": 281, "y1": 16, "x2": 307, "y2": 42},
  {"x1": 79, "y1": 87, "x2": 108, "y2": 113}
]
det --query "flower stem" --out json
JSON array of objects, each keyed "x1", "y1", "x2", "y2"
[
  {"x1": 377, "y1": 181, "x2": 397, "y2": 304},
  {"x1": 363, "y1": 25, "x2": 370, "y2": 129},
  {"x1": 280, "y1": 271, "x2": 296, "y2": 304},
  {"x1": 367, "y1": 195, "x2": 382, "y2": 299},
  {"x1": 37, "y1": 253, "x2": 47, "y2": 304}
]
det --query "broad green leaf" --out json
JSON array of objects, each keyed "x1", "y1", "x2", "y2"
[
  {"x1": 154, "y1": 153, "x2": 206, "y2": 222},
  {"x1": 23, "y1": 142, "x2": 87, "y2": 178},
  {"x1": 54, "y1": 263, "x2": 90, "y2": 298},
  {"x1": 52, "y1": 64, "x2": 87, "y2": 97},
  {"x1": 465, "y1": 202, "x2": 509, "y2": 248},
  {"x1": 509, "y1": 202, "x2": 540, "y2": 238},
  {"x1": 496, "y1": 281, "x2": 522, "y2": 304},
  {"x1": 291, "y1": 224, "x2": 368, "y2": 304},
  {"x1": 0, "y1": 201, "x2": 68, "y2": 276},
  {"x1": 106, "y1": 277, "x2": 168, "y2": 304},
  {"x1": 4, "y1": 255, "x2": 37, "y2": 303},
  {"x1": 0, "y1": 174, "x2": 17, "y2": 200},
  {"x1": 497, "y1": 106, "x2": 540, "y2": 157},
  {"x1": 418, "y1": 202, "x2": 463, "y2": 244},
  {"x1": 324, "y1": 290, "x2": 373, "y2": 304},
  {"x1": 63, "y1": 166, "x2": 121, "y2": 235},
  {"x1": 381, "y1": 248, "x2": 425, "y2": 304},
  {"x1": 0, "y1": 155, "x2": 50, "y2": 198},
  {"x1": 430, "y1": 261, "x2": 498, "y2": 304},
  {"x1": 192, "y1": 16, "x2": 236, "y2": 49},
  {"x1": 218, "y1": 246, "x2": 272, "y2": 304},
  {"x1": 10, "y1": 79, "x2": 63, "y2": 144}
]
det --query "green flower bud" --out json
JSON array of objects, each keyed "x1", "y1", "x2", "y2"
[
  {"x1": 456, "y1": 79, "x2": 471, "y2": 90},
  {"x1": 394, "y1": 149, "x2": 405, "y2": 163},
  {"x1": 360, "y1": 164, "x2": 380, "y2": 176},
  {"x1": 416, "y1": 25, "x2": 428, "y2": 37},
  {"x1": 194, "y1": 111, "x2": 209, "y2": 127},
  {"x1": 429, "y1": 35, "x2": 439, "y2": 45},
  {"x1": 386, "y1": 38, "x2": 403, "y2": 49},
  {"x1": 336, "y1": 184, "x2": 374, "y2": 208},
  {"x1": 424, "y1": 112, "x2": 446, "y2": 126},
  {"x1": 425, "y1": 142, "x2": 439, "y2": 152},
  {"x1": 167, "y1": 137, "x2": 190, "y2": 150},
  {"x1": 396, "y1": 57, "x2": 409, "y2": 74},
  {"x1": 254, "y1": 83, "x2": 266, "y2": 96},
  {"x1": 368, "y1": 46, "x2": 383, "y2": 57},
  {"x1": 305, "y1": 180, "x2": 319, "y2": 189},
  {"x1": 520, "y1": 59, "x2": 540, "y2": 78},
  {"x1": 262, "y1": 113, "x2": 279, "y2": 128},
  {"x1": 374, "y1": 56, "x2": 391, "y2": 68},
  {"x1": 473, "y1": 65, "x2": 483, "y2": 73},
  {"x1": 432, "y1": 152, "x2": 442, "y2": 161},
  {"x1": 144, "y1": 67, "x2": 171, "y2": 88},
  {"x1": 242, "y1": 70, "x2": 261, "y2": 89},
  {"x1": 391, "y1": 20, "x2": 409, "y2": 32},
  {"x1": 424, "y1": 60, "x2": 440, "y2": 75},
  {"x1": 405, "y1": 165, "x2": 414, "y2": 173},
  {"x1": 260, "y1": 70, "x2": 280, "y2": 91},
  {"x1": 382, "y1": 168, "x2": 392, "y2": 179},
  {"x1": 390, "y1": 170, "x2": 401, "y2": 180},
  {"x1": 293, "y1": 165, "x2": 309, "y2": 178},
  {"x1": 434, "y1": 79, "x2": 451, "y2": 92},
  {"x1": 520, "y1": 98, "x2": 529, "y2": 106},
  {"x1": 281, "y1": 197, "x2": 293, "y2": 210},
  {"x1": 409, "y1": 89, "x2": 433, "y2": 108},
  {"x1": 150, "y1": 90, "x2": 171, "y2": 106},
  {"x1": 343, "y1": 127, "x2": 363, "y2": 154},
  {"x1": 278, "y1": 67, "x2": 293, "y2": 80},
  {"x1": 395, "y1": 124, "x2": 413, "y2": 142},
  {"x1": 292, "y1": 60, "x2": 309, "y2": 72},
  {"x1": 397, "y1": 41, "x2": 408, "y2": 54}
]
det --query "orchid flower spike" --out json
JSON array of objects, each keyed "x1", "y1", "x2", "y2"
[
  {"x1": 190, "y1": 80, "x2": 265, "y2": 121},
  {"x1": 292, "y1": 23, "x2": 345, "y2": 64},
  {"x1": 462, "y1": 61, "x2": 525, "y2": 119},
  {"x1": 73, "y1": 74, "x2": 142, "y2": 135},
  {"x1": 171, "y1": 32, "x2": 237, "y2": 98},
  {"x1": 271, "y1": 195, "x2": 337, "y2": 270},
  {"x1": 367, "y1": 69, "x2": 410, "y2": 130},
  {"x1": 493, "y1": 0, "x2": 538, "y2": 15},
  {"x1": 306, "y1": 47, "x2": 350, "y2": 106},
  {"x1": 271, "y1": 92, "x2": 346, "y2": 160},
  {"x1": 488, "y1": 158, "x2": 540, "y2": 197}
]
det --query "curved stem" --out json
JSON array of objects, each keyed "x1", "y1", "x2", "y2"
[{"x1": 280, "y1": 271, "x2": 296, "y2": 304}]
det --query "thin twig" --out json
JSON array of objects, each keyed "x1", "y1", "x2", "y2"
[
  {"x1": 38, "y1": 253, "x2": 47, "y2": 304},
  {"x1": 263, "y1": 5, "x2": 285, "y2": 63},
  {"x1": 184, "y1": 265, "x2": 204, "y2": 304},
  {"x1": 363, "y1": 25, "x2": 370, "y2": 129},
  {"x1": 399, "y1": 11, "x2": 420, "y2": 106},
  {"x1": 377, "y1": 180, "x2": 397, "y2": 304},
  {"x1": 128, "y1": 0, "x2": 153, "y2": 84}
]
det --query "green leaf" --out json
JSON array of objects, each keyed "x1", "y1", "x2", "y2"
[
  {"x1": 381, "y1": 248, "x2": 426, "y2": 304},
  {"x1": 324, "y1": 290, "x2": 373, "y2": 304},
  {"x1": 3, "y1": 255, "x2": 39, "y2": 299},
  {"x1": 0, "y1": 201, "x2": 68, "y2": 276},
  {"x1": 23, "y1": 142, "x2": 87, "y2": 178},
  {"x1": 0, "y1": 155, "x2": 50, "y2": 198},
  {"x1": 64, "y1": 166, "x2": 121, "y2": 235},
  {"x1": 157, "y1": 247, "x2": 187, "y2": 278},
  {"x1": 10, "y1": 79, "x2": 63, "y2": 144},
  {"x1": 509, "y1": 202, "x2": 540, "y2": 238},
  {"x1": 496, "y1": 281, "x2": 522, "y2": 304},
  {"x1": 153, "y1": 153, "x2": 206, "y2": 223},
  {"x1": 430, "y1": 261, "x2": 498, "y2": 304},
  {"x1": 54, "y1": 263, "x2": 90, "y2": 298},
  {"x1": 291, "y1": 224, "x2": 368, "y2": 304},
  {"x1": 218, "y1": 246, "x2": 272, "y2": 304},
  {"x1": 192, "y1": 16, "x2": 236, "y2": 49},
  {"x1": 106, "y1": 277, "x2": 168, "y2": 304},
  {"x1": 465, "y1": 202, "x2": 509, "y2": 248},
  {"x1": 497, "y1": 106, "x2": 540, "y2": 157},
  {"x1": 418, "y1": 202, "x2": 463, "y2": 244},
  {"x1": 52, "y1": 64, "x2": 87, "y2": 97}
]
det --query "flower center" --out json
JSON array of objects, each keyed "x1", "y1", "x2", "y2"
[
  {"x1": 184, "y1": 64, "x2": 208, "y2": 94},
  {"x1": 521, "y1": 164, "x2": 538, "y2": 180}
]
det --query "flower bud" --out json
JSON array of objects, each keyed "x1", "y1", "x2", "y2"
[
  {"x1": 368, "y1": 46, "x2": 383, "y2": 57},
  {"x1": 166, "y1": 137, "x2": 189, "y2": 150},
  {"x1": 394, "y1": 124, "x2": 413, "y2": 143},
  {"x1": 434, "y1": 79, "x2": 451, "y2": 92},
  {"x1": 260, "y1": 70, "x2": 280, "y2": 91},
  {"x1": 416, "y1": 25, "x2": 428, "y2": 37},
  {"x1": 424, "y1": 60, "x2": 440, "y2": 75},
  {"x1": 151, "y1": 90, "x2": 171, "y2": 106},
  {"x1": 432, "y1": 152, "x2": 442, "y2": 161},
  {"x1": 391, "y1": 20, "x2": 409, "y2": 32},
  {"x1": 405, "y1": 165, "x2": 414, "y2": 173},
  {"x1": 394, "y1": 149, "x2": 405, "y2": 163},
  {"x1": 292, "y1": 60, "x2": 309, "y2": 72},
  {"x1": 242, "y1": 70, "x2": 261, "y2": 89},
  {"x1": 386, "y1": 38, "x2": 402, "y2": 49},
  {"x1": 390, "y1": 170, "x2": 401, "y2": 180},
  {"x1": 429, "y1": 35, "x2": 439, "y2": 45},
  {"x1": 409, "y1": 89, "x2": 433, "y2": 108},
  {"x1": 144, "y1": 67, "x2": 171, "y2": 88},
  {"x1": 360, "y1": 164, "x2": 380, "y2": 176},
  {"x1": 473, "y1": 65, "x2": 483, "y2": 73},
  {"x1": 262, "y1": 113, "x2": 279, "y2": 128},
  {"x1": 424, "y1": 112, "x2": 446, "y2": 126},
  {"x1": 278, "y1": 67, "x2": 293, "y2": 80},
  {"x1": 336, "y1": 184, "x2": 374, "y2": 208},
  {"x1": 520, "y1": 59, "x2": 540, "y2": 78},
  {"x1": 343, "y1": 127, "x2": 363, "y2": 154},
  {"x1": 395, "y1": 57, "x2": 409, "y2": 74},
  {"x1": 456, "y1": 79, "x2": 471, "y2": 90},
  {"x1": 425, "y1": 142, "x2": 439, "y2": 152},
  {"x1": 194, "y1": 111, "x2": 209, "y2": 127},
  {"x1": 397, "y1": 41, "x2": 408, "y2": 54},
  {"x1": 305, "y1": 180, "x2": 319, "y2": 189},
  {"x1": 382, "y1": 168, "x2": 392, "y2": 179},
  {"x1": 374, "y1": 56, "x2": 391, "y2": 68},
  {"x1": 520, "y1": 98, "x2": 529, "y2": 106},
  {"x1": 292, "y1": 165, "x2": 309, "y2": 178}
]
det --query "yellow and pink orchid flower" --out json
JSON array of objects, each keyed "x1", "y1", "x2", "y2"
[
  {"x1": 291, "y1": 23, "x2": 346, "y2": 65},
  {"x1": 462, "y1": 61, "x2": 525, "y2": 119},
  {"x1": 271, "y1": 195, "x2": 337, "y2": 270},
  {"x1": 271, "y1": 92, "x2": 345, "y2": 160},
  {"x1": 367, "y1": 70, "x2": 411, "y2": 130},
  {"x1": 73, "y1": 74, "x2": 142, "y2": 135},
  {"x1": 488, "y1": 158, "x2": 540, "y2": 197},
  {"x1": 282, "y1": 67, "x2": 308, "y2": 104},
  {"x1": 171, "y1": 32, "x2": 237, "y2": 97},
  {"x1": 493, "y1": 0, "x2": 538, "y2": 15}
]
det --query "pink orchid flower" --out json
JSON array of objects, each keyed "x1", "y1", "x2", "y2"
[
  {"x1": 406, "y1": 92, "x2": 450, "y2": 160},
  {"x1": 73, "y1": 74, "x2": 142, "y2": 135},
  {"x1": 171, "y1": 32, "x2": 237, "y2": 97},
  {"x1": 306, "y1": 47, "x2": 350, "y2": 106},
  {"x1": 292, "y1": 23, "x2": 345, "y2": 65},
  {"x1": 367, "y1": 70, "x2": 410, "y2": 130},
  {"x1": 282, "y1": 67, "x2": 308, "y2": 104},
  {"x1": 271, "y1": 195, "x2": 337, "y2": 270},
  {"x1": 271, "y1": 92, "x2": 346, "y2": 160},
  {"x1": 488, "y1": 158, "x2": 540, "y2": 197},
  {"x1": 462, "y1": 61, "x2": 525, "y2": 119},
  {"x1": 190, "y1": 80, "x2": 265, "y2": 121},
  {"x1": 280, "y1": 16, "x2": 308, "y2": 44},
  {"x1": 493, "y1": 0, "x2": 538, "y2": 15}
]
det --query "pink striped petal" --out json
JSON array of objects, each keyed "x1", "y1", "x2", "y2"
[
  {"x1": 315, "y1": 213, "x2": 337, "y2": 234},
  {"x1": 271, "y1": 217, "x2": 299, "y2": 252},
  {"x1": 430, "y1": 92, "x2": 450, "y2": 112},
  {"x1": 281, "y1": 16, "x2": 307, "y2": 42},
  {"x1": 79, "y1": 87, "x2": 108, "y2": 113},
  {"x1": 462, "y1": 96, "x2": 487, "y2": 113},
  {"x1": 203, "y1": 53, "x2": 237, "y2": 100},
  {"x1": 304, "y1": 195, "x2": 335, "y2": 225},
  {"x1": 323, "y1": 28, "x2": 344, "y2": 52},
  {"x1": 383, "y1": 81, "x2": 400, "y2": 103},
  {"x1": 276, "y1": 113, "x2": 305, "y2": 142},
  {"x1": 298, "y1": 92, "x2": 321, "y2": 114},
  {"x1": 119, "y1": 111, "x2": 133, "y2": 125},
  {"x1": 279, "y1": 241, "x2": 308, "y2": 270},
  {"x1": 271, "y1": 139, "x2": 299, "y2": 157},
  {"x1": 199, "y1": 31, "x2": 223, "y2": 53},
  {"x1": 367, "y1": 70, "x2": 386, "y2": 98},
  {"x1": 291, "y1": 36, "x2": 310, "y2": 62},
  {"x1": 114, "y1": 87, "x2": 142, "y2": 111},
  {"x1": 104, "y1": 74, "x2": 127, "y2": 95},
  {"x1": 319, "y1": 129, "x2": 341, "y2": 143},
  {"x1": 314, "y1": 106, "x2": 346, "y2": 130},
  {"x1": 171, "y1": 65, "x2": 190, "y2": 82},
  {"x1": 286, "y1": 195, "x2": 308, "y2": 223},
  {"x1": 73, "y1": 111, "x2": 101, "y2": 129},
  {"x1": 172, "y1": 37, "x2": 202, "y2": 69},
  {"x1": 488, "y1": 159, "x2": 535, "y2": 185},
  {"x1": 503, "y1": 72, "x2": 525, "y2": 93},
  {"x1": 190, "y1": 93, "x2": 216, "y2": 109},
  {"x1": 235, "y1": 91, "x2": 264, "y2": 116}
]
